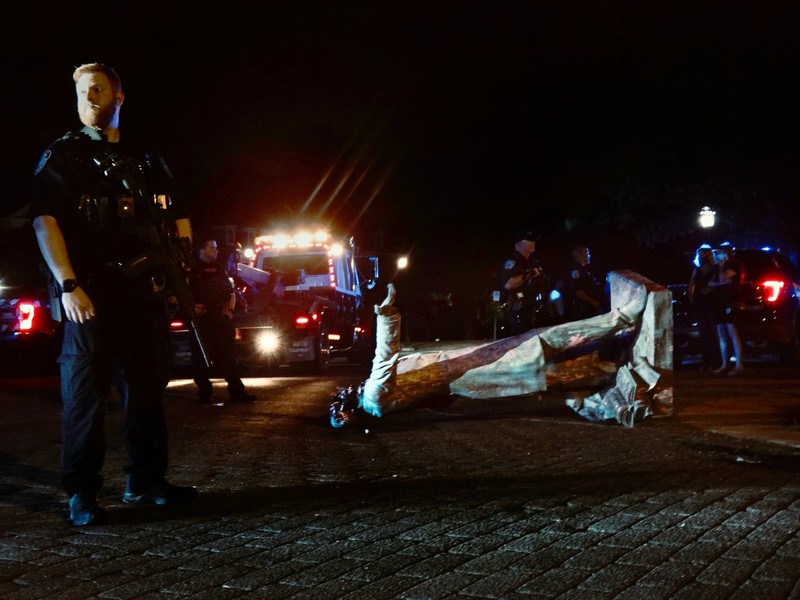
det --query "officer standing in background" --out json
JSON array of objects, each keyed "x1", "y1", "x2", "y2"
[
  {"x1": 501, "y1": 229, "x2": 548, "y2": 336},
  {"x1": 564, "y1": 245, "x2": 605, "y2": 321},
  {"x1": 687, "y1": 244, "x2": 720, "y2": 371},
  {"x1": 189, "y1": 237, "x2": 256, "y2": 405},
  {"x1": 30, "y1": 62, "x2": 198, "y2": 527}
]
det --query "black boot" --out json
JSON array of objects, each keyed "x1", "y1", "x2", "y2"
[{"x1": 68, "y1": 492, "x2": 105, "y2": 526}]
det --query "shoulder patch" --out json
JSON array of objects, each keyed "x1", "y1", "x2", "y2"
[
  {"x1": 34, "y1": 150, "x2": 52, "y2": 176},
  {"x1": 571, "y1": 269, "x2": 581, "y2": 279},
  {"x1": 504, "y1": 260, "x2": 516, "y2": 270}
]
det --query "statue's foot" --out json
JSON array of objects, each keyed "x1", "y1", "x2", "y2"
[
  {"x1": 380, "y1": 283, "x2": 396, "y2": 308},
  {"x1": 375, "y1": 283, "x2": 401, "y2": 317}
]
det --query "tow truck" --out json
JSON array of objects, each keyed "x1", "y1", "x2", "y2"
[{"x1": 169, "y1": 228, "x2": 380, "y2": 374}]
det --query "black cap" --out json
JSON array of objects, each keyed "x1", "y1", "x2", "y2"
[{"x1": 514, "y1": 229, "x2": 540, "y2": 243}]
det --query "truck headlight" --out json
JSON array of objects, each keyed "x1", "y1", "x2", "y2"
[{"x1": 255, "y1": 330, "x2": 281, "y2": 354}]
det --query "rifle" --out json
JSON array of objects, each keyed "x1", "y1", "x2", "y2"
[{"x1": 92, "y1": 151, "x2": 212, "y2": 368}]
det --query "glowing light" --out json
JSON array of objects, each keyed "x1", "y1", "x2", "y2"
[
  {"x1": 699, "y1": 206, "x2": 716, "y2": 228},
  {"x1": 294, "y1": 231, "x2": 314, "y2": 246},
  {"x1": 254, "y1": 230, "x2": 333, "y2": 250},
  {"x1": 762, "y1": 280, "x2": 784, "y2": 302},
  {"x1": 397, "y1": 256, "x2": 409, "y2": 270},
  {"x1": 255, "y1": 329, "x2": 281, "y2": 353},
  {"x1": 273, "y1": 234, "x2": 291, "y2": 248},
  {"x1": 18, "y1": 302, "x2": 35, "y2": 331}
]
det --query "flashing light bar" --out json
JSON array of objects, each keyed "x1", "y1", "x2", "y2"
[{"x1": 254, "y1": 230, "x2": 332, "y2": 249}]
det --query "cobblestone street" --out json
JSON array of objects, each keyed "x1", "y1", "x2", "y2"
[{"x1": 1, "y1": 365, "x2": 799, "y2": 599}]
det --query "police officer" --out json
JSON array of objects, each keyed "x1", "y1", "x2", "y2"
[
  {"x1": 30, "y1": 63, "x2": 198, "y2": 526},
  {"x1": 189, "y1": 238, "x2": 255, "y2": 404},
  {"x1": 564, "y1": 245, "x2": 604, "y2": 320},
  {"x1": 501, "y1": 229, "x2": 549, "y2": 336}
]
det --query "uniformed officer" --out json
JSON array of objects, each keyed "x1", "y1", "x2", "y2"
[
  {"x1": 30, "y1": 63, "x2": 198, "y2": 526},
  {"x1": 189, "y1": 238, "x2": 255, "y2": 404},
  {"x1": 501, "y1": 229, "x2": 549, "y2": 336},
  {"x1": 564, "y1": 245, "x2": 605, "y2": 321}
]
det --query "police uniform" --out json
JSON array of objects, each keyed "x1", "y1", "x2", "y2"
[
  {"x1": 29, "y1": 126, "x2": 184, "y2": 499},
  {"x1": 188, "y1": 258, "x2": 251, "y2": 402},
  {"x1": 565, "y1": 260, "x2": 604, "y2": 321},
  {"x1": 501, "y1": 249, "x2": 547, "y2": 335}
]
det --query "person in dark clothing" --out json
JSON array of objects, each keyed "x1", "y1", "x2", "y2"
[
  {"x1": 189, "y1": 238, "x2": 256, "y2": 404},
  {"x1": 30, "y1": 62, "x2": 198, "y2": 527},
  {"x1": 563, "y1": 245, "x2": 604, "y2": 321},
  {"x1": 501, "y1": 229, "x2": 550, "y2": 336},
  {"x1": 709, "y1": 242, "x2": 744, "y2": 376},
  {"x1": 687, "y1": 244, "x2": 720, "y2": 371}
]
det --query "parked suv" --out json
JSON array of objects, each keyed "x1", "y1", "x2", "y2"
[
  {"x1": 0, "y1": 227, "x2": 62, "y2": 375},
  {"x1": 670, "y1": 247, "x2": 800, "y2": 366}
]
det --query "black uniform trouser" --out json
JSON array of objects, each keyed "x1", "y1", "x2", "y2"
[
  {"x1": 58, "y1": 306, "x2": 169, "y2": 496},
  {"x1": 191, "y1": 314, "x2": 245, "y2": 399},
  {"x1": 693, "y1": 302, "x2": 718, "y2": 369},
  {"x1": 508, "y1": 305, "x2": 533, "y2": 336}
]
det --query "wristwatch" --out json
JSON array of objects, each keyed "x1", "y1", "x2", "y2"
[{"x1": 59, "y1": 279, "x2": 80, "y2": 294}]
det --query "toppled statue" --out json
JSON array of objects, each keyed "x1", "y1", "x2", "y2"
[{"x1": 330, "y1": 270, "x2": 673, "y2": 429}]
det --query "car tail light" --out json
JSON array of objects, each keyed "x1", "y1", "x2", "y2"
[
  {"x1": 18, "y1": 302, "x2": 36, "y2": 331},
  {"x1": 169, "y1": 319, "x2": 187, "y2": 331},
  {"x1": 761, "y1": 280, "x2": 784, "y2": 303}
]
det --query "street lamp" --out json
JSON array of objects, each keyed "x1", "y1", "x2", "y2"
[{"x1": 699, "y1": 206, "x2": 716, "y2": 229}]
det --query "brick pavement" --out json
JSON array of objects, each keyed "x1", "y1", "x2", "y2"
[{"x1": 0, "y1": 364, "x2": 799, "y2": 599}]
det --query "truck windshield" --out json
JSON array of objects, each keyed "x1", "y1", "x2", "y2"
[{"x1": 260, "y1": 254, "x2": 330, "y2": 276}]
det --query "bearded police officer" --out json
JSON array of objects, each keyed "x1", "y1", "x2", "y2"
[{"x1": 30, "y1": 63, "x2": 198, "y2": 526}]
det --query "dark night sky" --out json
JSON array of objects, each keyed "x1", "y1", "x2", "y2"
[{"x1": 5, "y1": 1, "x2": 800, "y2": 296}]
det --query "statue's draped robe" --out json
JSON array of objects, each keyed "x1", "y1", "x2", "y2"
[{"x1": 360, "y1": 271, "x2": 673, "y2": 427}]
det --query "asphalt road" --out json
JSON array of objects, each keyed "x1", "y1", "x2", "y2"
[{"x1": 0, "y1": 361, "x2": 799, "y2": 599}]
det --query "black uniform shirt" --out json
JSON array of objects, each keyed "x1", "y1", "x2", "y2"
[
  {"x1": 501, "y1": 250, "x2": 543, "y2": 307},
  {"x1": 30, "y1": 127, "x2": 185, "y2": 280},
  {"x1": 189, "y1": 261, "x2": 234, "y2": 316},
  {"x1": 565, "y1": 261, "x2": 603, "y2": 318}
]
